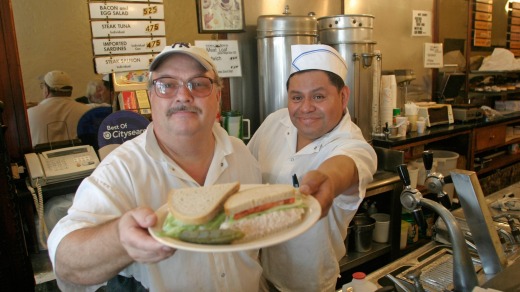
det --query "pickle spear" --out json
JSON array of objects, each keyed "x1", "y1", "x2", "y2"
[{"x1": 178, "y1": 229, "x2": 244, "y2": 244}]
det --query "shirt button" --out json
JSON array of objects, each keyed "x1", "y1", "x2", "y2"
[
  {"x1": 221, "y1": 272, "x2": 225, "y2": 278},
  {"x1": 221, "y1": 162, "x2": 224, "y2": 167},
  {"x1": 287, "y1": 132, "x2": 290, "y2": 135}
]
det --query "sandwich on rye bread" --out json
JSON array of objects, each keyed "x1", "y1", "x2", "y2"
[{"x1": 161, "y1": 182, "x2": 307, "y2": 244}]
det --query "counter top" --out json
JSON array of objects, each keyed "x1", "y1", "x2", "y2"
[
  {"x1": 373, "y1": 111, "x2": 520, "y2": 149},
  {"x1": 360, "y1": 179, "x2": 520, "y2": 291}
]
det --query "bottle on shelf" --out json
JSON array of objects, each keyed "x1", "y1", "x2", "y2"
[
  {"x1": 368, "y1": 202, "x2": 378, "y2": 215},
  {"x1": 342, "y1": 272, "x2": 378, "y2": 292}
]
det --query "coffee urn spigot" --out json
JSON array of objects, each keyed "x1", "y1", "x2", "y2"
[
  {"x1": 397, "y1": 164, "x2": 426, "y2": 237},
  {"x1": 423, "y1": 150, "x2": 452, "y2": 209},
  {"x1": 396, "y1": 164, "x2": 479, "y2": 292}
]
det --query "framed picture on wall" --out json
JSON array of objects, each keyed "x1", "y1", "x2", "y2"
[{"x1": 196, "y1": 0, "x2": 245, "y2": 33}]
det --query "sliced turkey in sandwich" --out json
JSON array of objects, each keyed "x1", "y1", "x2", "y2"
[{"x1": 221, "y1": 184, "x2": 307, "y2": 243}]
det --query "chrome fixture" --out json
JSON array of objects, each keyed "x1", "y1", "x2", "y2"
[{"x1": 397, "y1": 164, "x2": 479, "y2": 292}]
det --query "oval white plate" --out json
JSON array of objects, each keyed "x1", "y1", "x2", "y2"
[{"x1": 149, "y1": 186, "x2": 321, "y2": 253}]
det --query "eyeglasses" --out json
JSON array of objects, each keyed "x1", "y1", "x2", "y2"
[
  {"x1": 39, "y1": 83, "x2": 47, "y2": 89},
  {"x1": 152, "y1": 77, "x2": 215, "y2": 98}
]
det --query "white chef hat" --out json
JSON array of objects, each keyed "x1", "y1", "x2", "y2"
[{"x1": 290, "y1": 44, "x2": 348, "y2": 83}]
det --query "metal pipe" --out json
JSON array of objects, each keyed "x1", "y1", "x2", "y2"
[
  {"x1": 419, "y1": 198, "x2": 479, "y2": 292},
  {"x1": 450, "y1": 169, "x2": 507, "y2": 275}
]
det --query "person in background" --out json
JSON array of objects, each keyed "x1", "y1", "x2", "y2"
[
  {"x1": 47, "y1": 43, "x2": 263, "y2": 291},
  {"x1": 76, "y1": 78, "x2": 112, "y2": 107},
  {"x1": 248, "y1": 44, "x2": 377, "y2": 291},
  {"x1": 27, "y1": 70, "x2": 91, "y2": 147}
]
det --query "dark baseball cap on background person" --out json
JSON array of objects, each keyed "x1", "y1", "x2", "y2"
[
  {"x1": 42, "y1": 70, "x2": 73, "y2": 92},
  {"x1": 149, "y1": 42, "x2": 217, "y2": 72}
]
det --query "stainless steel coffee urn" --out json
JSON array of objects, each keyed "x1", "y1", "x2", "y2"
[
  {"x1": 318, "y1": 14, "x2": 381, "y2": 143},
  {"x1": 257, "y1": 9, "x2": 318, "y2": 121}
]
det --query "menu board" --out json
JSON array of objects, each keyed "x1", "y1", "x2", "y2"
[
  {"x1": 509, "y1": 2, "x2": 520, "y2": 56},
  {"x1": 195, "y1": 40, "x2": 242, "y2": 78},
  {"x1": 88, "y1": 0, "x2": 166, "y2": 74},
  {"x1": 473, "y1": 0, "x2": 493, "y2": 47}
]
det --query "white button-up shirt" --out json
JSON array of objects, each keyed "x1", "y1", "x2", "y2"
[
  {"x1": 48, "y1": 123, "x2": 263, "y2": 291},
  {"x1": 248, "y1": 108, "x2": 377, "y2": 291}
]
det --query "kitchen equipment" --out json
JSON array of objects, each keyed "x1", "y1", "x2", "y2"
[
  {"x1": 257, "y1": 7, "x2": 318, "y2": 121},
  {"x1": 452, "y1": 104, "x2": 484, "y2": 122},
  {"x1": 220, "y1": 110, "x2": 250, "y2": 140},
  {"x1": 318, "y1": 14, "x2": 379, "y2": 143},
  {"x1": 352, "y1": 215, "x2": 376, "y2": 252},
  {"x1": 416, "y1": 102, "x2": 454, "y2": 127},
  {"x1": 395, "y1": 69, "x2": 416, "y2": 111},
  {"x1": 371, "y1": 213, "x2": 390, "y2": 243}
]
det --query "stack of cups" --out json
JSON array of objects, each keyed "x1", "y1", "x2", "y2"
[
  {"x1": 395, "y1": 116, "x2": 408, "y2": 137},
  {"x1": 405, "y1": 103, "x2": 419, "y2": 132}
]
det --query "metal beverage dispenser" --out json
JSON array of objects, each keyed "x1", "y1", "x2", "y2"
[
  {"x1": 257, "y1": 7, "x2": 318, "y2": 121},
  {"x1": 318, "y1": 14, "x2": 381, "y2": 143}
]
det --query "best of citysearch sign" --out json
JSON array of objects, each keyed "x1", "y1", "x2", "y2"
[{"x1": 88, "y1": 0, "x2": 165, "y2": 74}]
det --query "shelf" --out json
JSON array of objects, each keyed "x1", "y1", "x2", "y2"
[
  {"x1": 468, "y1": 89, "x2": 520, "y2": 97},
  {"x1": 338, "y1": 242, "x2": 391, "y2": 272},
  {"x1": 476, "y1": 151, "x2": 520, "y2": 176}
]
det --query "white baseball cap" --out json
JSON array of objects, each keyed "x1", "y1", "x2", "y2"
[
  {"x1": 290, "y1": 44, "x2": 348, "y2": 83},
  {"x1": 149, "y1": 42, "x2": 216, "y2": 72},
  {"x1": 42, "y1": 70, "x2": 73, "y2": 91}
]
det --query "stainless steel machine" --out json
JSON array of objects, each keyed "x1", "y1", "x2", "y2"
[
  {"x1": 256, "y1": 7, "x2": 318, "y2": 121},
  {"x1": 318, "y1": 14, "x2": 380, "y2": 143}
]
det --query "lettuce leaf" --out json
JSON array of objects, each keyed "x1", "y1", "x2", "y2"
[{"x1": 160, "y1": 212, "x2": 226, "y2": 238}]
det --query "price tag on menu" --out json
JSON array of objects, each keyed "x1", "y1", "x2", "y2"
[
  {"x1": 423, "y1": 43, "x2": 443, "y2": 68},
  {"x1": 94, "y1": 54, "x2": 156, "y2": 74},
  {"x1": 195, "y1": 40, "x2": 242, "y2": 78},
  {"x1": 92, "y1": 37, "x2": 166, "y2": 55},
  {"x1": 89, "y1": 2, "x2": 164, "y2": 19},
  {"x1": 91, "y1": 21, "x2": 166, "y2": 38}
]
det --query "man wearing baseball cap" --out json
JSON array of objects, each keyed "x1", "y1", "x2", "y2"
[
  {"x1": 48, "y1": 43, "x2": 263, "y2": 291},
  {"x1": 27, "y1": 70, "x2": 90, "y2": 147},
  {"x1": 248, "y1": 44, "x2": 377, "y2": 291}
]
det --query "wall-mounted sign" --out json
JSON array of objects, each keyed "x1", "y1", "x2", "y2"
[
  {"x1": 423, "y1": 43, "x2": 443, "y2": 68},
  {"x1": 411, "y1": 10, "x2": 432, "y2": 37},
  {"x1": 92, "y1": 37, "x2": 166, "y2": 55},
  {"x1": 195, "y1": 40, "x2": 242, "y2": 78},
  {"x1": 94, "y1": 54, "x2": 156, "y2": 74},
  {"x1": 91, "y1": 0, "x2": 163, "y2": 2},
  {"x1": 89, "y1": 2, "x2": 164, "y2": 19},
  {"x1": 91, "y1": 20, "x2": 166, "y2": 37},
  {"x1": 88, "y1": 1, "x2": 167, "y2": 74}
]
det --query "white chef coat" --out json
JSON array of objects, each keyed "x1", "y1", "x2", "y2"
[
  {"x1": 27, "y1": 97, "x2": 91, "y2": 147},
  {"x1": 248, "y1": 108, "x2": 377, "y2": 292},
  {"x1": 48, "y1": 123, "x2": 263, "y2": 292}
]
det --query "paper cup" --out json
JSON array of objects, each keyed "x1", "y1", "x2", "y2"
[
  {"x1": 371, "y1": 213, "x2": 390, "y2": 243},
  {"x1": 416, "y1": 120, "x2": 426, "y2": 134},
  {"x1": 406, "y1": 114, "x2": 418, "y2": 132},
  {"x1": 407, "y1": 165, "x2": 419, "y2": 188}
]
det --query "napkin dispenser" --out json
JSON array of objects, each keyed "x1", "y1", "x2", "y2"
[{"x1": 417, "y1": 104, "x2": 454, "y2": 127}]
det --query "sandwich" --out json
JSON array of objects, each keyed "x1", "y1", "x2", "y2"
[
  {"x1": 221, "y1": 184, "x2": 307, "y2": 243},
  {"x1": 160, "y1": 183, "x2": 307, "y2": 245},
  {"x1": 161, "y1": 182, "x2": 245, "y2": 244}
]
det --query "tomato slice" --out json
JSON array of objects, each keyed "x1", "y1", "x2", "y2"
[{"x1": 233, "y1": 197, "x2": 295, "y2": 220}]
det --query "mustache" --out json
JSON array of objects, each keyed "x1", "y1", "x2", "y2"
[{"x1": 166, "y1": 105, "x2": 202, "y2": 117}]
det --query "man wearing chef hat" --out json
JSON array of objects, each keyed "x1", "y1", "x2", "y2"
[{"x1": 248, "y1": 44, "x2": 377, "y2": 291}]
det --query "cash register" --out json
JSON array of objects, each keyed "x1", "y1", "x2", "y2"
[{"x1": 439, "y1": 73, "x2": 484, "y2": 122}]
